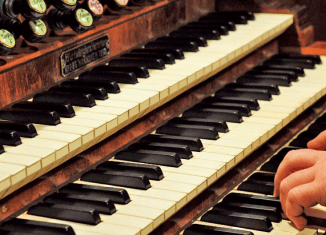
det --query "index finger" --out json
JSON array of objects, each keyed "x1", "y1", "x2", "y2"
[
  {"x1": 307, "y1": 130, "x2": 326, "y2": 150},
  {"x1": 273, "y1": 149, "x2": 318, "y2": 197}
]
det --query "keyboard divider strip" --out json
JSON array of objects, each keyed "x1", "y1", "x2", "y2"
[{"x1": 0, "y1": 39, "x2": 279, "y2": 223}]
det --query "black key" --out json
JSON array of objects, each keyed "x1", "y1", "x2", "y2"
[
  {"x1": 0, "y1": 228, "x2": 30, "y2": 235},
  {"x1": 33, "y1": 91, "x2": 95, "y2": 107},
  {"x1": 131, "y1": 48, "x2": 185, "y2": 60},
  {"x1": 0, "y1": 108, "x2": 60, "y2": 125},
  {"x1": 94, "y1": 64, "x2": 150, "y2": 78},
  {"x1": 200, "y1": 15, "x2": 248, "y2": 24},
  {"x1": 215, "y1": 88, "x2": 272, "y2": 101},
  {"x1": 115, "y1": 149, "x2": 182, "y2": 167},
  {"x1": 121, "y1": 52, "x2": 175, "y2": 64},
  {"x1": 145, "y1": 41, "x2": 198, "y2": 52},
  {"x1": 200, "y1": 209, "x2": 272, "y2": 232},
  {"x1": 315, "y1": 112, "x2": 326, "y2": 122},
  {"x1": 227, "y1": 82, "x2": 280, "y2": 95},
  {"x1": 61, "y1": 79, "x2": 120, "y2": 94},
  {"x1": 308, "y1": 123, "x2": 326, "y2": 132},
  {"x1": 202, "y1": 97, "x2": 260, "y2": 110},
  {"x1": 214, "y1": 202, "x2": 281, "y2": 222},
  {"x1": 79, "y1": 71, "x2": 138, "y2": 84},
  {"x1": 237, "y1": 75, "x2": 291, "y2": 87},
  {"x1": 289, "y1": 138, "x2": 309, "y2": 148},
  {"x1": 263, "y1": 58, "x2": 315, "y2": 69},
  {"x1": 260, "y1": 161, "x2": 279, "y2": 173},
  {"x1": 210, "y1": 11, "x2": 255, "y2": 20},
  {"x1": 296, "y1": 130, "x2": 319, "y2": 140},
  {"x1": 28, "y1": 203, "x2": 101, "y2": 225},
  {"x1": 254, "y1": 65, "x2": 305, "y2": 76},
  {"x1": 81, "y1": 169, "x2": 151, "y2": 190},
  {"x1": 156, "y1": 123, "x2": 219, "y2": 140},
  {"x1": 168, "y1": 117, "x2": 229, "y2": 133},
  {"x1": 247, "y1": 69, "x2": 298, "y2": 82},
  {"x1": 182, "y1": 108, "x2": 243, "y2": 123},
  {"x1": 0, "y1": 144, "x2": 4, "y2": 154},
  {"x1": 49, "y1": 86, "x2": 108, "y2": 100},
  {"x1": 0, "y1": 130, "x2": 21, "y2": 146},
  {"x1": 128, "y1": 142, "x2": 193, "y2": 159},
  {"x1": 238, "y1": 180, "x2": 274, "y2": 195},
  {"x1": 196, "y1": 102, "x2": 251, "y2": 117},
  {"x1": 140, "y1": 134, "x2": 203, "y2": 151},
  {"x1": 272, "y1": 54, "x2": 322, "y2": 64},
  {"x1": 0, "y1": 120, "x2": 37, "y2": 138},
  {"x1": 184, "y1": 224, "x2": 253, "y2": 235},
  {"x1": 109, "y1": 58, "x2": 165, "y2": 70},
  {"x1": 96, "y1": 161, "x2": 164, "y2": 180},
  {"x1": 156, "y1": 36, "x2": 207, "y2": 47},
  {"x1": 181, "y1": 23, "x2": 229, "y2": 35},
  {"x1": 223, "y1": 193, "x2": 282, "y2": 212},
  {"x1": 44, "y1": 192, "x2": 116, "y2": 215},
  {"x1": 13, "y1": 101, "x2": 75, "y2": 118},
  {"x1": 59, "y1": 183, "x2": 130, "y2": 204},
  {"x1": 248, "y1": 172, "x2": 275, "y2": 183},
  {"x1": 1, "y1": 218, "x2": 75, "y2": 235},
  {"x1": 275, "y1": 146, "x2": 300, "y2": 159},
  {"x1": 170, "y1": 29, "x2": 220, "y2": 40}
]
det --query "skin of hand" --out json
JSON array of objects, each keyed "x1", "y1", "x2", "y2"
[{"x1": 273, "y1": 131, "x2": 326, "y2": 230}]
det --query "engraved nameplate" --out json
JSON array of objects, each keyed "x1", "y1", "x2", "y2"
[{"x1": 60, "y1": 34, "x2": 109, "y2": 77}]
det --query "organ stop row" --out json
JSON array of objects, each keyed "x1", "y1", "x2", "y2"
[{"x1": 0, "y1": 0, "x2": 326, "y2": 234}]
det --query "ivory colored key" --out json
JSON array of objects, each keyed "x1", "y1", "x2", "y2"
[
  {"x1": 108, "y1": 93, "x2": 150, "y2": 117},
  {"x1": 181, "y1": 158, "x2": 226, "y2": 178},
  {"x1": 137, "y1": 78, "x2": 179, "y2": 100},
  {"x1": 0, "y1": 162, "x2": 26, "y2": 197},
  {"x1": 21, "y1": 137, "x2": 69, "y2": 167},
  {"x1": 30, "y1": 129, "x2": 82, "y2": 157},
  {"x1": 219, "y1": 131, "x2": 261, "y2": 150},
  {"x1": 156, "y1": 172, "x2": 207, "y2": 195},
  {"x1": 159, "y1": 164, "x2": 219, "y2": 186},
  {"x1": 201, "y1": 139, "x2": 252, "y2": 156},
  {"x1": 191, "y1": 221, "x2": 317, "y2": 235},
  {"x1": 4, "y1": 145, "x2": 56, "y2": 178},
  {"x1": 33, "y1": 124, "x2": 93, "y2": 154},
  {"x1": 96, "y1": 99, "x2": 140, "y2": 121},
  {"x1": 202, "y1": 146, "x2": 244, "y2": 164},
  {"x1": 193, "y1": 152, "x2": 235, "y2": 171},
  {"x1": 118, "y1": 88, "x2": 160, "y2": 107},
  {"x1": 0, "y1": 152, "x2": 41, "y2": 187},
  {"x1": 118, "y1": 83, "x2": 169, "y2": 106},
  {"x1": 150, "y1": 179, "x2": 197, "y2": 202},
  {"x1": 100, "y1": 214, "x2": 153, "y2": 235},
  {"x1": 73, "y1": 106, "x2": 129, "y2": 128},
  {"x1": 130, "y1": 195, "x2": 176, "y2": 220},
  {"x1": 73, "y1": 111, "x2": 118, "y2": 140},
  {"x1": 147, "y1": 71, "x2": 189, "y2": 95},
  {"x1": 0, "y1": 172, "x2": 11, "y2": 199},
  {"x1": 114, "y1": 204, "x2": 165, "y2": 229},
  {"x1": 60, "y1": 117, "x2": 107, "y2": 144}
]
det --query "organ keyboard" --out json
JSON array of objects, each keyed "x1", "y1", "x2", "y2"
[
  {"x1": 1, "y1": 1, "x2": 326, "y2": 234},
  {"x1": 0, "y1": 12, "x2": 293, "y2": 200}
]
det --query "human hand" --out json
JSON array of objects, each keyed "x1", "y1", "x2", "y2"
[
  {"x1": 307, "y1": 130, "x2": 326, "y2": 150},
  {"x1": 273, "y1": 149, "x2": 326, "y2": 230}
]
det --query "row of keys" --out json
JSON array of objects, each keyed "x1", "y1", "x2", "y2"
[{"x1": 0, "y1": 54, "x2": 324, "y2": 235}]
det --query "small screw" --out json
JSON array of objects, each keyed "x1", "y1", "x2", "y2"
[{"x1": 2, "y1": 205, "x2": 7, "y2": 213}]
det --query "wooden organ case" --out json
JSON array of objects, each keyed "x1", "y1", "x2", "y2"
[{"x1": 0, "y1": 0, "x2": 326, "y2": 234}]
